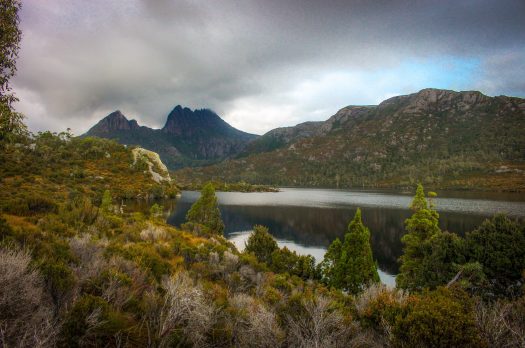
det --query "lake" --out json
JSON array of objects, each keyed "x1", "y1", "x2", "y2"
[{"x1": 163, "y1": 188, "x2": 525, "y2": 286}]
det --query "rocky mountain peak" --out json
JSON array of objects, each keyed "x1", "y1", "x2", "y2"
[
  {"x1": 163, "y1": 106, "x2": 219, "y2": 135},
  {"x1": 377, "y1": 88, "x2": 491, "y2": 115},
  {"x1": 88, "y1": 110, "x2": 139, "y2": 133}
]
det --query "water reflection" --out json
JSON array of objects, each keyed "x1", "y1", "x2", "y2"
[{"x1": 159, "y1": 188, "x2": 525, "y2": 285}]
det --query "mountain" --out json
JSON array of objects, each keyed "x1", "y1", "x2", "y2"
[
  {"x1": 84, "y1": 106, "x2": 258, "y2": 169},
  {"x1": 174, "y1": 89, "x2": 525, "y2": 191}
]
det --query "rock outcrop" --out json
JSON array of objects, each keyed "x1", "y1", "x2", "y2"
[{"x1": 132, "y1": 147, "x2": 171, "y2": 183}]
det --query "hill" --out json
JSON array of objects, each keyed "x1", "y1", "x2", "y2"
[
  {"x1": 0, "y1": 132, "x2": 179, "y2": 214},
  {"x1": 84, "y1": 106, "x2": 258, "y2": 169},
  {"x1": 174, "y1": 89, "x2": 525, "y2": 191}
]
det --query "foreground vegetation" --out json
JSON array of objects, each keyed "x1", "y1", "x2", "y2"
[{"x1": 2, "y1": 156, "x2": 525, "y2": 347}]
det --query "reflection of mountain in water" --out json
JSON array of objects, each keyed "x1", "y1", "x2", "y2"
[{"x1": 166, "y1": 200, "x2": 489, "y2": 275}]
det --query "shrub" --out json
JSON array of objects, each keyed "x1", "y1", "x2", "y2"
[
  {"x1": 229, "y1": 293, "x2": 284, "y2": 347},
  {"x1": 466, "y1": 214, "x2": 525, "y2": 297},
  {"x1": 60, "y1": 294, "x2": 134, "y2": 348},
  {"x1": 4, "y1": 195, "x2": 58, "y2": 215},
  {"x1": 286, "y1": 295, "x2": 353, "y2": 348},
  {"x1": 355, "y1": 283, "x2": 408, "y2": 333},
  {"x1": 393, "y1": 287, "x2": 482, "y2": 347},
  {"x1": 271, "y1": 247, "x2": 317, "y2": 280},
  {"x1": 0, "y1": 246, "x2": 58, "y2": 347},
  {"x1": 245, "y1": 225, "x2": 278, "y2": 265},
  {"x1": 150, "y1": 271, "x2": 216, "y2": 347}
]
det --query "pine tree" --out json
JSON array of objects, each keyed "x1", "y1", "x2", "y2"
[
  {"x1": 397, "y1": 183, "x2": 441, "y2": 290},
  {"x1": 186, "y1": 182, "x2": 224, "y2": 234},
  {"x1": 320, "y1": 208, "x2": 379, "y2": 293},
  {"x1": 319, "y1": 237, "x2": 342, "y2": 286}
]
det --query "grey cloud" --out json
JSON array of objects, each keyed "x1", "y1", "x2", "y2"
[
  {"x1": 12, "y1": 0, "x2": 525, "y2": 135},
  {"x1": 473, "y1": 49, "x2": 525, "y2": 97}
]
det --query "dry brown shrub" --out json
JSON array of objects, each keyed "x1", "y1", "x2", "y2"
[
  {"x1": 286, "y1": 296, "x2": 354, "y2": 348},
  {"x1": 229, "y1": 293, "x2": 284, "y2": 348},
  {"x1": 0, "y1": 247, "x2": 59, "y2": 347},
  {"x1": 143, "y1": 271, "x2": 216, "y2": 347}
]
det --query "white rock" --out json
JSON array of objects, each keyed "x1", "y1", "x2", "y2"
[{"x1": 131, "y1": 147, "x2": 171, "y2": 183}]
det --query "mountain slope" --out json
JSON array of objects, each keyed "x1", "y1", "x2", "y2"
[
  {"x1": 174, "y1": 89, "x2": 525, "y2": 191},
  {"x1": 84, "y1": 106, "x2": 258, "y2": 169}
]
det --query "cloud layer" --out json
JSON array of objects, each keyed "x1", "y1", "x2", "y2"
[{"x1": 12, "y1": 0, "x2": 525, "y2": 134}]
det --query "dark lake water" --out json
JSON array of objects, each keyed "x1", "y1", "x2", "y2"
[{"x1": 161, "y1": 188, "x2": 525, "y2": 286}]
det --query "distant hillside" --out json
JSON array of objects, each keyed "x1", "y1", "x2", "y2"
[
  {"x1": 84, "y1": 106, "x2": 258, "y2": 169},
  {"x1": 174, "y1": 89, "x2": 525, "y2": 191},
  {"x1": 0, "y1": 134, "x2": 179, "y2": 213}
]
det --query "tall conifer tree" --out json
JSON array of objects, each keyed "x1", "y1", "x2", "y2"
[{"x1": 320, "y1": 208, "x2": 379, "y2": 293}]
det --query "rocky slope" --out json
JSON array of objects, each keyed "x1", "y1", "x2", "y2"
[
  {"x1": 174, "y1": 89, "x2": 525, "y2": 191},
  {"x1": 85, "y1": 106, "x2": 258, "y2": 169}
]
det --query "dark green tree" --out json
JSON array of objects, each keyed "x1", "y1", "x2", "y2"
[
  {"x1": 245, "y1": 225, "x2": 278, "y2": 265},
  {"x1": 185, "y1": 182, "x2": 224, "y2": 234},
  {"x1": 320, "y1": 208, "x2": 379, "y2": 294},
  {"x1": 0, "y1": 0, "x2": 26, "y2": 142},
  {"x1": 319, "y1": 237, "x2": 343, "y2": 286},
  {"x1": 466, "y1": 214, "x2": 525, "y2": 297},
  {"x1": 271, "y1": 246, "x2": 317, "y2": 280},
  {"x1": 397, "y1": 184, "x2": 442, "y2": 291},
  {"x1": 416, "y1": 231, "x2": 467, "y2": 289}
]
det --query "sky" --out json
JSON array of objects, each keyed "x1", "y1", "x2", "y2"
[{"x1": 12, "y1": 0, "x2": 525, "y2": 135}]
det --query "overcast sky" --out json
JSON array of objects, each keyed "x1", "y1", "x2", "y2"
[{"x1": 12, "y1": 0, "x2": 525, "y2": 135}]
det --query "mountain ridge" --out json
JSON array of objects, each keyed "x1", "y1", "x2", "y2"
[{"x1": 175, "y1": 88, "x2": 525, "y2": 191}]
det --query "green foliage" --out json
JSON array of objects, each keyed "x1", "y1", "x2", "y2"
[
  {"x1": 393, "y1": 287, "x2": 482, "y2": 347},
  {"x1": 185, "y1": 182, "x2": 224, "y2": 234},
  {"x1": 0, "y1": 0, "x2": 21, "y2": 93},
  {"x1": 179, "y1": 180, "x2": 279, "y2": 192},
  {"x1": 39, "y1": 260, "x2": 76, "y2": 305},
  {"x1": 356, "y1": 285, "x2": 408, "y2": 331},
  {"x1": 106, "y1": 242, "x2": 172, "y2": 280},
  {"x1": 3, "y1": 194, "x2": 58, "y2": 215},
  {"x1": 149, "y1": 203, "x2": 163, "y2": 219},
  {"x1": 100, "y1": 189, "x2": 112, "y2": 213},
  {"x1": 319, "y1": 237, "x2": 342, "y2": 284},
  {"x1": 320, "y1": 208, "x2": 379, "y2": 294},
  {"x1": 396, "y1": 187, "x2": 524, "y2": 297},
  {"x1": 243, "y1": 225, "x2": 318, "y2": 280},
  {"x1": 245, "y1": 225, "x2": 278, "y2": 264},
  {"x1": 271, "y1": 247, "x2": 318, "y2": 280},
  {"x1": 415, "y1": 231, "x2": 467, "y2": 290},
  {"x1": 466, "y1": 214, "x2": 525, "y2": 297},
  {"x1": 59, "y1": 295, "x2": 135, "y2": 348},
  {"x1": 397, "y1": 184, "x2": 442, "y2": 291},
  {"x1": 0, "y1": 0, "x2": 26, "y2": 143}
]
